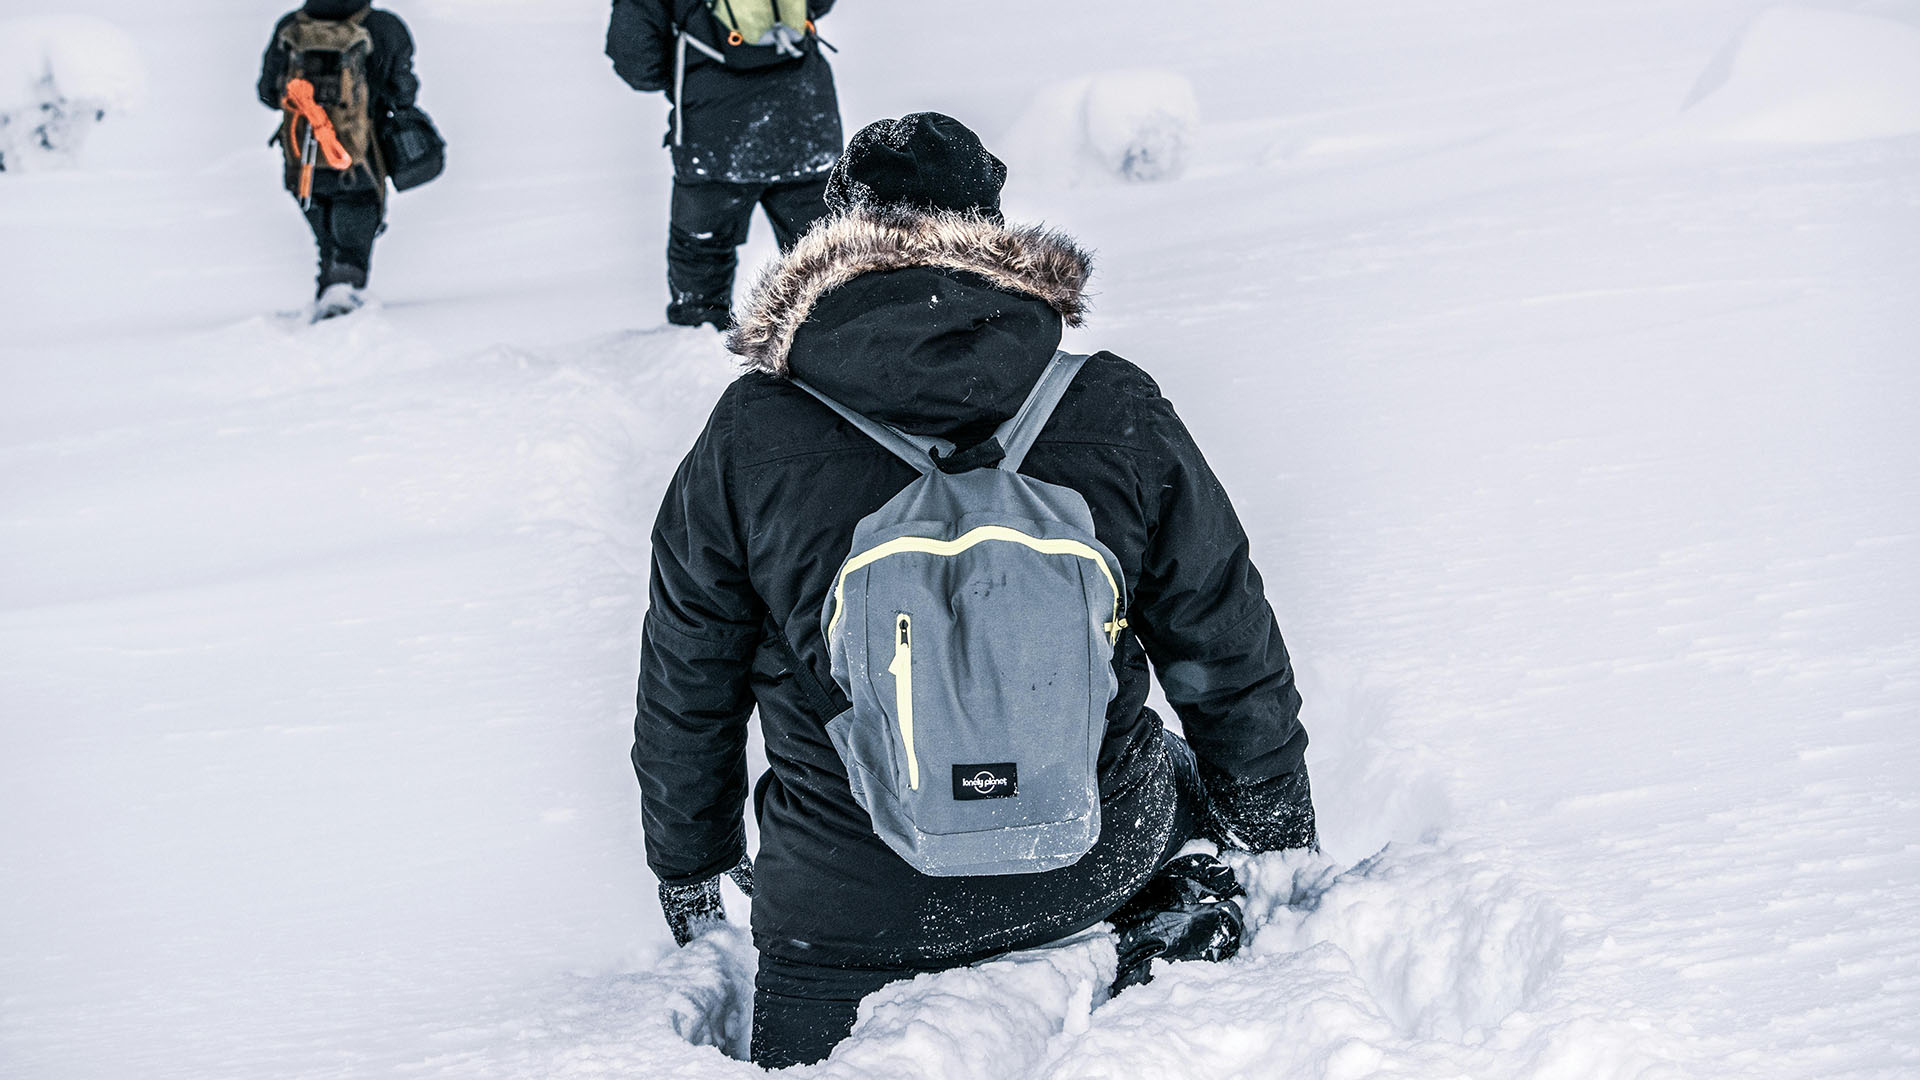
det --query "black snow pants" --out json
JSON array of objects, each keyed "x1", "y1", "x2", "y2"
[
  {"x1": 748, "y1": 732, "x2": 1210, "y2": 1069},
  {"x1": 666, "y1": 174, "x2": 830, "y2": 328},
  {"x1": 300, "y1": 189, "x2": 385, "y2": 294}
]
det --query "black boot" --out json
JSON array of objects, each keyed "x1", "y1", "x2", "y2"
[
  {"x1": 1110, "y1": 852, "x2": 1246, "y2": 992},
  {"x1": 310, "y1": 254, "x2": 369, "y2": 322},
  {"x1": 667, "y1": 291, "x2": 733, "y2": 332},
  {"x1": 316, "y1": 254, "x2": 368, "y2": 297}
]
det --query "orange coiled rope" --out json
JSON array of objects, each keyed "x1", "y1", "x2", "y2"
[{"x1": 281, "y1": 77, "x2": 353, "y2": 170}]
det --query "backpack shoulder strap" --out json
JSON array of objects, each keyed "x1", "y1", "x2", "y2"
[
  {"x1": 278, "y1": 12, "x2": 310, "y2": 49},
  {"x1": 344, "y1": 8, "x2": 374, "y2": 48},
  {"x1": 995, "y1": 351, "x2": 1090, "y2": 474},
  {"x1": 790, "y1": 379, "x2": 954, "y2": 476}
]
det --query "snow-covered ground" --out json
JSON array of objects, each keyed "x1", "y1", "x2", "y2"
[{"x1": 3, "y1": 1, "x2": 1916, "y2": 1077}]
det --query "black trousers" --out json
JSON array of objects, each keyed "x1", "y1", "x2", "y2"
[
  {"x1": 748, "y1": 732, "x2": 1209, "y2": 1069},
  {"x1": 666, "y1": 175, "x2": 830, "y2": 324},
  {"x1": 300, "y1": 189, "x2": 385, "y2": 294}
]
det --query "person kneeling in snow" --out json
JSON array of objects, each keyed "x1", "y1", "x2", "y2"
[
  {"x1": 632, "y1": 112, "x2": 1316, "y2": 1069},
  {"x1": 257, "y1": 0, "x2": 419, "y2": 317}
]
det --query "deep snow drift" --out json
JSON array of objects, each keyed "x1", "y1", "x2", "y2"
[{"x1": 2, "y1": 1, "x2": 1916, "y2": 1078}]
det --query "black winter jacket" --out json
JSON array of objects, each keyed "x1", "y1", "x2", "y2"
[
  {"x1": 633, "y1": 208, "x2": 1311, "y2": 970},
  {"x1": 605, "y1": 0, "x2": 841, "y2": 184},
  {"x1": 256, "y1": 2, "x2": 418, "y2": 116}
]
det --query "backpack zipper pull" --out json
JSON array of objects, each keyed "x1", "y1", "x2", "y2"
[{"x1": 889, "y1": 613, "x2": 919, "y2": 791}]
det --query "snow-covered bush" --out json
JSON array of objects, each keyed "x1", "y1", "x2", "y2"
[
  {"x1": 1677, "y1": 7, "x2": 1920, "y2": 143},
  {"x1": 0, "y1": 15, "x2": 147, "y2": 172},
  {"x1": 1001, "y1": 69, "x2": 1200, "y2": 187}
]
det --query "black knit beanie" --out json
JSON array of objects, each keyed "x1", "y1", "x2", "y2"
[
  {"x1": 303, "y1": 0, "x2": 371, "y2": 18},
  {"x1": 824, "y1": 112, "x2": 1008, "y2": 220}
]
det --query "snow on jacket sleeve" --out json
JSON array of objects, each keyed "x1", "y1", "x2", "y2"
[
  {"x1": 606, "y1": 0, "x2": 674, "y2": 94},
  {"x1": 632, "y1": 388, "x2": 765, "y2": 885},
  {"x1": 1130, "y1": 399, "x2": 1316, "y2": 853}
]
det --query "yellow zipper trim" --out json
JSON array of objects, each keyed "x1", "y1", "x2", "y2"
[
  {"x1": 828, "y1": 526, "x2": 1124, "y2": 645},
  {"x1": 889, "y1": 613, "x2": 918, "y2": 790}
]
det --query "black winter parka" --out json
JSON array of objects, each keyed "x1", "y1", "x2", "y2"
[
  {"x1": 605, "y1": 0, "x2": 842, "y2": 184},
  {"x1": 634, "y1": 208, "x2": 1311, "y2": 971}
]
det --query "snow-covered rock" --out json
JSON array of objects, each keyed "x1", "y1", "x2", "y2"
[
  {"x1": 1677, "y1": 7, "x2": 1920, "y2": 143},
  {"x1": 0, "y1": 15, "x2": 146, "y2": 172},
  {"x1": 1001, "y1": 69, "x2": 1200, "y2": 186}
]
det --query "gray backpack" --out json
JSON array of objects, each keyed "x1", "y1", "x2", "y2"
[{"x1": 796, "y1": 352, "x2": 1127, "y2": 877}]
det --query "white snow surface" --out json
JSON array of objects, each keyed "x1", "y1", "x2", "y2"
[
  {"x1": 1677, "y1": 7, "x2": 1920, "y2": 143},
  {"x1": 2, "y1": 1, "x2": 1916, "y2": 1078}
]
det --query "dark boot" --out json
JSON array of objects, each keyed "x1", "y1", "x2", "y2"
[
  {"x1": 316, "y1": 254, "x2": 368, "y2": 297},
  {"x1": 312, "y1": 255, "x2": 368, "y2": 322},
  {"x1": 1110, "y1": 852, "x2": 1246, "y2": 992},
  {"x1": 666, "y1": 291, "x2": 733, "y2": 332},
  {"x1": 312, "y1": 283, "x2": 364, "y2": 322}
]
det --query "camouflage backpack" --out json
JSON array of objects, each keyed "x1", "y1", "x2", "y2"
[{"x1": 275, "y1": 11, "x2": 380, "y2": 185}]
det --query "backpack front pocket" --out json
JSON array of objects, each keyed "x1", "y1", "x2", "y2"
[{"x1": 887, "y1": 613, "x2": 920, "y2": 791}]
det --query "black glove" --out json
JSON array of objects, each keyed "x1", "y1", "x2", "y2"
[
  {"x1": 1200, "y1": 764, "x2": 1319, "y2": 854},
  {"x1": 657, "y1": 855, "x2": 756, "y2": 947},
  {"x1": 1111, "y1": 852, "x2": 1246, "y2": 992}
]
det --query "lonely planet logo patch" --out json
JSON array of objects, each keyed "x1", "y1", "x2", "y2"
[{"x1": 952, "y1": 763, "x2": 1019, "y2": 800}]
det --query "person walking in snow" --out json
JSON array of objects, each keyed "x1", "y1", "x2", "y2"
[
  {"x1": 257, "y1": 0, "x2": 420, "y2": 318},
  {"x1": 605, "y1": 0, "x2": 843, "y2": 331},
  {"x1": 631, "y1": 113, "x2": 1317, "y2": 1068}
]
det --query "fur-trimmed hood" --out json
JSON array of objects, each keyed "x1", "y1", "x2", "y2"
[{"x1": 728, "y1": 208, "x2": 1093, "y2": 377}]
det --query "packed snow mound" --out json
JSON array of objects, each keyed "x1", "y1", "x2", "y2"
[
  {"x1": 1040, "y1": 847, "x2": 1630, "y2": 1080},
  {"x1": 0, "y1": 15, "x2": 146, "y2": 172},
  {"x1": 816, "y1": 932, "x2": 1116, "y2": 1078},
  {"x1": 1001, "y1": 69, "x2": 1200, "y2": 186},
  {"x1": 1245, "y1": 845, "x2": 1564, "y2": 1041},
  {"x1": 1677, "y1": 7, "x2": 1920, "y2": 143},
  {"x1": 570, "y1": 850, "x2": 1572, "y2": 1079}
]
